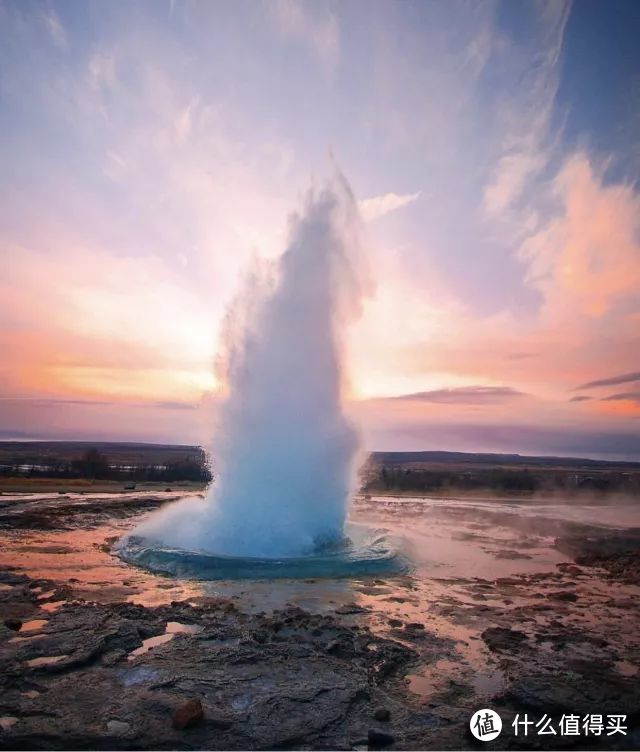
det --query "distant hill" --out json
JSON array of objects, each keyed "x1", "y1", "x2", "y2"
[
  {"x1": 1, "y1": 441, "x2": 639, "y2": 471},
  {"x1": 0, "y1": 441, "x2": 211, "y2": 484},
  {"x1": 365, "y1": 451, "x2": 640, "y2": 496},
  {"x1": 0, "y1": 441, "x2": 204, "y2": 465},
  {"x1": 370, "y1": 450, "x2": 640, "y2": 470}
]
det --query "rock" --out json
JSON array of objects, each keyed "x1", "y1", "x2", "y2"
[
  {"x1": 373, "y1": 707, "x2": 391, "y2": 722},
  {"x1": 481, "y1": 626, "x2": 527, "y2": 652},
  {"x1": 493, "y1": 549, "x2": 532, "y2": 560},
  {"x1": 172, "y1": 698, "x2": 204, "y2": 730},
  {"x1": 101, "y1": 649, "x2": 126, "y2": 666},
  {"x1": 368, "y1": 728, "x2": 395, "y2": 747},
  {"x1": 0, "y1": 596, "x2": 417, "y2": 749},
  {"x1": 4, "y1": 618, "x2": 22, "y2": 631},
  {"x1": 326, "y1": 639, "x2": 342, "y2": 654},
  {"x1": 405, "y1": 622, "x2": 424, "y2": 630},
  {"x1": 547, "y1": 591, "x2": 578, "y2": 602},
  {"x1": 388, "y1": 619, "x2": 403, "y2": 628},
  {"x1": 106, "y1": 720, "x2": 130, "y2": 736},
  {"x1": 208, "y1": 715, "x2": 233, "y2": 730}
]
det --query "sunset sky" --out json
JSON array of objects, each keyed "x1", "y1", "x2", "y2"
[{"x1": 1, "y1": 0, "x2": 639, "y2": 459}]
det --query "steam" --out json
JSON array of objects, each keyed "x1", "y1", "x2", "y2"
[{"x1": 129, "y1": 171, "x2": 368, "y2": 558}]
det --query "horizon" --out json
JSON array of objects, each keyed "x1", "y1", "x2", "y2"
[
  {"x1": 2, "y1": 437, "x2": 640, "y2": 467},
  {"x1": 1, "y1": 0, "x2": 640, "y2": 459}
]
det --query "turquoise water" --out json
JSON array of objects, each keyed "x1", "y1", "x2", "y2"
[{"x1": 114, "y1": 522, "x2": 410, "y2": 580}]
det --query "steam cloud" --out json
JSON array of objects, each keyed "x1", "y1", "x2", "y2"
[{"x1": 129, "y1": 171, "x2": 368, "y2": 558}]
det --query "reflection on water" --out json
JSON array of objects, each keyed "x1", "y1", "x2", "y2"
[
  {"x1": 127, "y1": 621, "x2": 204, "y2": 660},
  {"x1": 3, "y1": 492, "x2": 636, "y2": 620},
  {"x1": 127, "y1": 632, "x2": 174, "y2": 660},
  {"x1": 165, "y1": 621, "x2": 203, "y2": 635},
  {"x1": 20, "y1": 619, "x2": 48, "y2": 633},
  {"x1": 25, "y1": 655, "x2": 68, "y2": 667},
  {"x1": 4, "y1": 491, "x2": 626, "y2": 604},
  {"x1": 41, "y1": 600, "x2": 66, "y2": 613},
  {"x1": 3, "y1": 491, "x2": 640, "y2": 710}
]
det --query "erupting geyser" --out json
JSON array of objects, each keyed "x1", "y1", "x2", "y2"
[{"x1": 116, "y1": 171, "x2": 407, "y2": 578}]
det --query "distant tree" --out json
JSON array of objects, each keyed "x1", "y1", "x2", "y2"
[{"x1": 75, "y1": 448, "x2": 110, "y2": 479}]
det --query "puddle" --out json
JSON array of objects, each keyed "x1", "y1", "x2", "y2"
[
  {"x1": 127, "y1": 621, "x2": 204, "y2": 660},
  {"x1": 0, "y1": 717, "x2": 19, "y2": 731},
  {"x1": 166, "y1": 621, "x2": 203, "y2": 635},
  {"x1": 25, "y1": 655, "x2": 68, "y2": 668},
  {"x1": 21, "y1": 690, "x2": 40, "y2": 699},
  {"x1": 127, "y1": 632, "x2": 174, "y2": 660},
  {"x1": 231, "y1": 694, "x2": 252, "y2": 710},
  {"x1": 407, "y1": 658, "x2": 460, "y2": 698},
  {"x1": 41, "y1": 600, "x2": 66, "y2": 613},
  {"x1": 20, "y1": 620, "x2": 48, "y2": 633}
]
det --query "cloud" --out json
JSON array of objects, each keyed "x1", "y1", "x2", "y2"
[
  {"x1": 152, "y1": 400, "x2": 199, "y2": 411},
  {"x1": 482, "y1": 1, "x2": 571, "y2": 218},
  {"x1": 1, "y1": 2, "x2": 638, "y2": 454},
  {"x1": 484, "y1": 153, "x2": 545, "y2": 217},
  {"x1": 0, "y1": 397, "x2": 112, "y2": 406},
  {"x1": 268, "y1": 0, "x2": 340, "y2": 71},
  {"x1": 569, "y1": 395, "x2": 591, "y2": 403},
  {"x1": 385, "y1": 386, "x2": 526, "y2": 405},
  {"x1": 42, "y1": 8, "x2": 67, "y2": 49},
  {"x1": 602, "y1": 392, "x2": 640, "y2": 405},
  {"x1": 522, "y1": 156, "x2": 640, "y2": 320},
  {"x1": 577, "y1": 371, "x2": 640, "y2": 390},
  {"x1": 359, "y1": 191, "x2": 421, "y2": 222},
  {"x1": 506, "y1": 352, "x2": 538, "y2": 361}
]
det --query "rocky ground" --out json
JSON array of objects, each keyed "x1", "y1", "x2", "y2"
[
  {"x1": 0, "y1": 492, "x2": 183, "y2": 531},
  {"x1": 1, "y1": 493, "x2": 639, "y2": 750}
]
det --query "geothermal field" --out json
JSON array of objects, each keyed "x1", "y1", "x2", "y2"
[
  {"x1": 1, "y1": 481, "x2": 639, "y2": 749},
  {"x1": 1, "y1": 177, "x2": 639, "y2": 750},
  {"x1": 2, "y1": 3, "x2": 640, "y2": 749}
]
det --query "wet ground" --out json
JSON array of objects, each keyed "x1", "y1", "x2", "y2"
[{"x1": 1, "y1": 491, "x2": 639, "y2": 749}]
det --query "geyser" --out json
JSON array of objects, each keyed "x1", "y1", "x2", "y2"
[{"x1": 117, "y1": 171, "x2": 407, "y2": 577}]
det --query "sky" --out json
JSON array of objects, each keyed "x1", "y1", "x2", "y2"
[{"x1": 1, "y1": 0, "x2": 639, "y2": 459}]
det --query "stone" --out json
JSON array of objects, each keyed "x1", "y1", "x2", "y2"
[
  {"x1": 481, "y1": 626, "x2": 527, "y2": 652},
  {"x1": 547, "y1": 591, "x2": 579, "y2": 602},
  {"x1": 373, "y1": 707, "x2": 391, "y2": 722},
  {"x1": 101, "y1": 649, "x2": 126, "y2": 666},
  {"x1": 368, "y1": 728, "x2": 395, "y2": 747},
  {"x1": 172, "y1": 698, "x2": 204, "y2": 730},
  {"x1": 106, "y1": 720, "x2": 130, "y2": 736}
]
